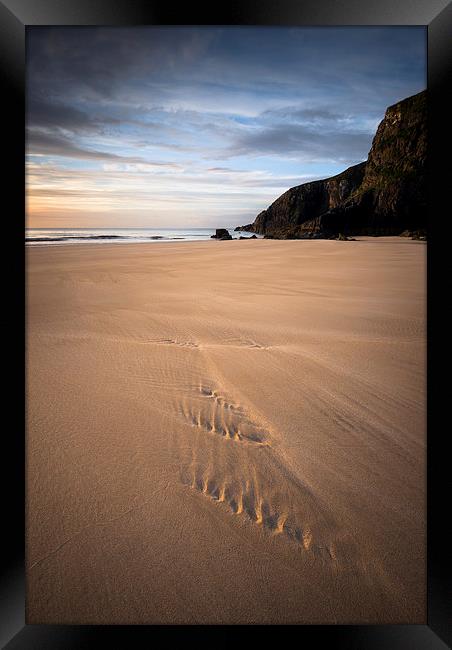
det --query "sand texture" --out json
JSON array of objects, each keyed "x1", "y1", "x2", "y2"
[{"x1": 26, "y1": 238, "x2": 426, "y2": 624}]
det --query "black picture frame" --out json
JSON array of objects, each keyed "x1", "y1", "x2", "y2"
[{"x1": 2, "y1": 0, "x2": 450, "y2": 646}]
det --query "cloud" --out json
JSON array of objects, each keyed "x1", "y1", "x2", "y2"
[
  {"x1": 27, "y1": 27, "x2": 217, "y2": 102},
  {"x1": 26, "y1": 130, "x2": 145, "y2": 162},
  {"x1": 26, "y1": 98, "x2": 100, "y2": 131},
  {"x1": 101, "y1": 161, "x2": 185, "y2": 172},
  {"x1": 262, "y1": 106, "x2": 348, "y2": 124},
  {"x1": 225, "y1": 124, "x2": 372, "y2": 164},
  {"x1": 207, "y1": 166, "x2": 247, "y2": 173},
  {"x1": 27, "y1": 96, "x2": 169, "y2": 135}
]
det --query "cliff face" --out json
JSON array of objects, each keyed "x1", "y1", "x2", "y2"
[
  {"x1": 237, "y1": 90, "x2": 426, "y2": 237},
  {"x1": 249, "y1": 162, "x2": 366, "y2": 235}
]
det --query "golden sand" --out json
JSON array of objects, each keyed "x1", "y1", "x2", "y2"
[{"x1": 26, "y1": 237, "x2": 426, "y2": 623}]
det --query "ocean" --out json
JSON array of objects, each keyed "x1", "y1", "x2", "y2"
[{"x1": 26, "y1": 227, "x2": 258, "y2": 245}]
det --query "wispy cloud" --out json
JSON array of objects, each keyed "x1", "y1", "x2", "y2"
[
  {"x1": 224, "y1": 125, "x2": 372, "y2": 164},
  {"x1": 27, "y1": 130, "x2": 146, "y2": 162}
]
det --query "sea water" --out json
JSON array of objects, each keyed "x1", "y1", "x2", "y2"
[{"x1": 25, "y1": 228, "x2": 258, "y2": 245}]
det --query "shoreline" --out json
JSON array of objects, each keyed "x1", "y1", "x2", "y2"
[{"x1": 25, "y1": 234, "x2": 427, "y2": 248}]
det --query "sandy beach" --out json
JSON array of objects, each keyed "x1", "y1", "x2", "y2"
[{"x1": 26, "y1": 237, "x2": 426, "y2": 624}]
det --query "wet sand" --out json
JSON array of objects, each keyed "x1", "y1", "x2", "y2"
[{"x1": 26, "y1": 237, "x2": 426, "y2": 623}]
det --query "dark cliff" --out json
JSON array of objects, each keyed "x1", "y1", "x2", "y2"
[{"x1": 236, "y1": 90, "x2": 426, "y2": 238}]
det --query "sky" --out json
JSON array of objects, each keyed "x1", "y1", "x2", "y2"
[{"x1": 26, "y1": 26, "x2": 426, "y2": 229}]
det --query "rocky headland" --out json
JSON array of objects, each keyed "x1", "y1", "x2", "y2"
[{"x1": 235, "y1": 90, "x2": 426, "y2": 239}]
